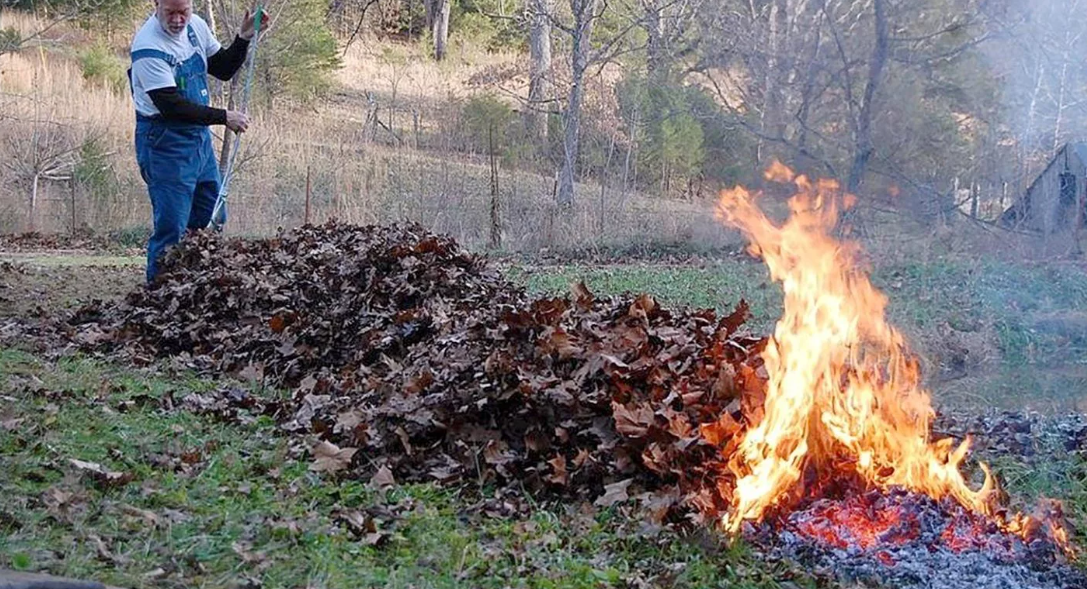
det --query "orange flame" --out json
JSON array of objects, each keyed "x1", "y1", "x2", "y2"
[{"x1": 713, "y1": 162, "x2": 1071, "y2": 555}]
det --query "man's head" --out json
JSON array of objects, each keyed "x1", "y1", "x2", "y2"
[{"x1": 154, "y1": 0, "x2": 192, "y2": 37}]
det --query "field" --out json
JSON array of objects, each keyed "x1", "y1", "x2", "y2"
[{"x1": 2, "y1": 241, "x2": 1087, "y2": 589}]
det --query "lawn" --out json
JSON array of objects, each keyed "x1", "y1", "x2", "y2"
[
  {"x1": 0, "y1": 349, "x2": 823, "y2": 589},
  {"x1": 3, "y1": 249, "x2": 1087, "y2": 588}
]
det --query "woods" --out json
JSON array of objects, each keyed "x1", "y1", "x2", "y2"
[{"x1": 2, "y1": 0, "x2": 1086, "y2": 244}]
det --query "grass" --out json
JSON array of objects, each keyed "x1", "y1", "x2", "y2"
[{"x1": 0, "y1": 348, "x2": 823, "y2": 589}]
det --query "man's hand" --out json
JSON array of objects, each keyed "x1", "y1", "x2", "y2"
[
  {"x1": 239, "y1": 7, "x2": 272, "y2": 41},
  {"x1": 226, "y1": 110, "x2": 249, "y2": 133}
]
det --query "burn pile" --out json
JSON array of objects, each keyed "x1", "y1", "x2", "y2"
[{"x1": 62, "y1": 195, "x2": 1080, "y2": 587}]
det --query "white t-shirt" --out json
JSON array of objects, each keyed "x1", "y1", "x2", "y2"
[{"x1": 129, "y1": 14, "x2": 222, "y2": 117}]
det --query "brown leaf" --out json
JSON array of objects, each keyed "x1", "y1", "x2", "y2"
[
  {"x1": 720, "y1": 300, "x2": 750, "y2": 335},
  {"x1": 237, "y1": 362, "x2": 264, "y2": 383},
  {"x1": 370, "y1": 465, "x2": 396, "y2": 489},
  {"x1": 90, "y1": 534, "x2": 127, "y2": 565},
  {"x1": 594, "y1": 478, "x2": 633, "y2": 507},
  {"x1": 404, "y1": 369, "x2": 435, "y2": 395},
  {"x1": 546, "y1": 454, "x2": 568, "y2": 486},
  {"x1": 232, "y1": 541, "x2": 266, "y2": 564},
  {"x1": 571, "y1": 281, "x2": 594, "y2": 310},
  {"x1": 69, "y1": 459, "x2": 134, "y2": 489},
  {"x1": 612, "y1": 402, "x2": 655, "y2": 438},
  {"x1": 571, "y1": 448, "x2": 592, "y2": 469},
  {"x1": 310, "y1": 441, "x2": 357, "y2": 474},
  {"x1": 483, "y1": 440, "x2": 514, "y2": 466},
  {"x1": 119, "y1": 504, "x2": 161, "y2": 528},
  {"x1": 335, "y1": 409, "x2": 364, "y2": 433},
  {"x1": 700, "y1": 413, "x2": 741, "y2": 447},
  {"x1": 1, "y1": 417, "x2": 25, "y2": 431},
  {"x1": 541, "y1": 327, "x2": 581, "y2": 359},
  {"x1": 628, "y1": 294, "x2": 657, "y2": 321}
]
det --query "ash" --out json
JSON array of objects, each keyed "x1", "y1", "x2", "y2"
[
  {"x1": 749, "y1": 488, "x2": 1087, "y2": 589},
  {"x1": 769, "y1": 539, "x2": 1087, "y2": 589}
]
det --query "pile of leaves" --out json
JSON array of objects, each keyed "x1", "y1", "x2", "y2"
[{"x1": 70, "y1": 221, "x2": 768, "y2": 524}]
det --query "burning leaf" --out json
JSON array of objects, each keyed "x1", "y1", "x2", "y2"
[
  {"x1": 699, "y1": 413, "x2": 741, "y2": 447},
  {"x1": 310, "y1": 441, "x2": 357, "y2": 474},
  {"x1": 712, "y1": 162, "x2": 1071, "y2": 554},
  {"x1": 594, "y1": 478, "x2": 633, "y2": 507}
]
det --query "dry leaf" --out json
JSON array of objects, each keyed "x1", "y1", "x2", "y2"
[
  {"x1": 594, "y1": 479, "x2": 633, "y2": 507},
  {"x1": 310, "y1": 441, "x2": 357, "y2": 474},
  {"x1": 546, "y1": 454, "x2": 568, "y2": 486},
  {"x1": 69, "y1": 459, "x2": 134, "y2": 489},
  {"x1": 370, "y1": 465, "x2": 396, "y2": 489}
]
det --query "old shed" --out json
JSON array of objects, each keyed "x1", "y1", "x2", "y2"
[{"x1": 1000, "y1": 142, "x2": 1087, "y2": 234}]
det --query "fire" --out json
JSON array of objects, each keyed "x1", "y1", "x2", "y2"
[{"x1": 713, "y1": 162, "x2": 1072, "y2": 556}]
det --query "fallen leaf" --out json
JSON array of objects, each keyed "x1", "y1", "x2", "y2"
[
  {"x1": 370, "y1": 465, "x2": 396, "y2": 489},
  {"x1": 571, "y1": 281, "x2": 594, "y2": 310},
  {"x1": 69, "y1": 459, "x2": 134, "y2": 489},
  {"x1": 546, "y1": 454, "x2": 568, "y2": 486},
  {"x1": 310, "y1": 441, "x2": 357, "y2": 474},
  {"x1": 594, "y1": 478, "x2": 633, "y2": 507},
  {"x1": 119, "y1": 504, "x2": 161, "y2": 528},
  {"x1": 612, "y1": 402, "x2": 655, "y2": 438}
]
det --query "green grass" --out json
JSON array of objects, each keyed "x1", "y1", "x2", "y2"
[{"x1": 0, "y1": 349, "x2": 822, "y2": 589}]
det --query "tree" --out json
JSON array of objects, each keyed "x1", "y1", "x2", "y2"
[
  {"x1": 425, "y1": 0, "x2": 452, "y2": 60},
  {"x1": 554, "y1": 0, "x2": 599, "y2": 207},
  {"x1": 525, "y1": 0, "x2": 553, "y2": 141}
]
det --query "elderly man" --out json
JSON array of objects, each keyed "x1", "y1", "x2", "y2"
[{"x1": 128, "y1": 0, "x2": 271, "y2": 283}]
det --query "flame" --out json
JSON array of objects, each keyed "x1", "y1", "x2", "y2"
[{"x1": 713, "y1": 162, "x2": 1072, "y2": 555}]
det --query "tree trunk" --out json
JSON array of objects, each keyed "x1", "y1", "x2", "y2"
[
  {"x1": 762, "y1": 0, "x2": 788, "y2": 143},
  {"x1": 526, "y1": 0, "x2": 553, "y2": 141},
  {"x1": 846, "y1": 0, "x2": 887, "y2": 194},
  {"x1": 555, "y1": 0, "x2": 598, "y2": 208},
  {"x1": 645, "y1": 0, "x2": 665, "y2": 83},
  {"x1": 29, "y1": 171, "x2": 40, "y2": 233},
  {"x1": 1053, "y1": 47, "x2": 1070, "y2": 154},
  {"x1": 430, "y1": 0, "x2": 451, "y2": 61}
]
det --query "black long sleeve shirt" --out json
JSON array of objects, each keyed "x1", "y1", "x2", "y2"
[{"x1": 147, "y1": 35, "x2": 250, "y2": 126}]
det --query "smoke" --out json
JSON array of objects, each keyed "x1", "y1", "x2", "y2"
[{"x1": 976, "y1": 0, "x2": 1087, "y2": 188}]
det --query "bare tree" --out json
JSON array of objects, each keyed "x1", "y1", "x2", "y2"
[{"x1": 2, "y1": 111, "x2": 84, "y2": 232}]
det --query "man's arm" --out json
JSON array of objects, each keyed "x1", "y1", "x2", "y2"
[
  {"x1": 147, "y1": 87, "x2": 227, "y2": 125},
  {"x1": 207, "y1": 35, "x2": 250, "y2": 81}
]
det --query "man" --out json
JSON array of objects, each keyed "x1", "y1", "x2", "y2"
[{"x1": 129, "y1": 0, "x2": 272, "y2": 283}]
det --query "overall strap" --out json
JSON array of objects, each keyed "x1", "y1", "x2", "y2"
[
  {"x1": 186, "y1": 24, "x2": 199, "y2": 49},
  {"x1": 131, "y1": 48, "x2": 178, "y2": 67}
]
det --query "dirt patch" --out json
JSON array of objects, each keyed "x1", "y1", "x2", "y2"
[{"x1": 0, "y1": 260, "x2": 141, "y2": 320}]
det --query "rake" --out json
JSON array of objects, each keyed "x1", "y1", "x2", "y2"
[{"x1": 208, "y1": 4, "x2": 264, "y2": 231}]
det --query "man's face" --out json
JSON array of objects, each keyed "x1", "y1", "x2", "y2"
[{"x1": 155, "y1": 0, "x2": 192, "y2": 36}]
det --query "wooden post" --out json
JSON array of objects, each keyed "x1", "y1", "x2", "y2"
[
  {"x1": 70, "y1": 177, "x2": 77, "y2": 234},
  {"x1": 305, "y1": 165, "x2": 312, "y2": 226},
  {"x1": 489, "y1": 125, "x2": 501, "y2": 249}
]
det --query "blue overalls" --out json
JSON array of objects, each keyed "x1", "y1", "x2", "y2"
[{"x1": 130, "y1": 24, "x2": 224, "y2": 283}]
